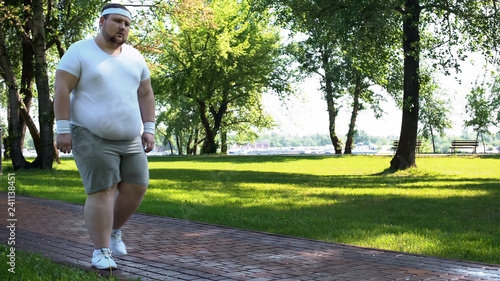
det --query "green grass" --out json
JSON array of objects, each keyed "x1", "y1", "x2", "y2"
[
  {"x1": 0, "y1": 245, "x2": 125, "y2": 280},
  {"x1": 2, "y1": 155, "x2": 500, "y2": 264}
]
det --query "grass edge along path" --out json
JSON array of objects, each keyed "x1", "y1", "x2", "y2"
[
  {"x1": 2, "y1": 154, "x2": 500, "y2": 265},
  {"x1": 0, "y1": 244, "x2": 134, "y2": 281}
]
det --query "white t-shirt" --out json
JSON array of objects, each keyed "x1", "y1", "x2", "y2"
[{"x1": 57, "y1": 38, "x2": 150, "y2": 140}]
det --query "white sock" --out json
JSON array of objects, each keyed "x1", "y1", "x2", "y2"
[{"x1": 111, "y1": 229, "x2": 121, "y2": 235}]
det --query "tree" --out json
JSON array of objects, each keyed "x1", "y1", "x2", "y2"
[
  {"x1": 465, "y1": 81, "x2": 498, "y2": 153},
  {"x1": 153, "y1": 78, "x2": 202, "y2": 156},
  {"x1": 491, "y1": 68, "x2": 500, "y2": 125},
  {"x1": 0, "y1": 2, "x2": 40, "y2": 170},
  {"x1": 32, "y1": 0, "x2": 53, "y2": 169},
  {"x1": 267, "y1": 0, "x2": 402, "y2": 154},
  {"x1": 220, "y1": 93, "x2": 275, "y2": 153},
  {"x1": 284, "y1": 28, "x2": 347, "y2": 154},
  {"x1": 0, "y1": 0, "x2": 106, "y2": 169},
  {"x1": 386, "y1": 0, "x2": 422, "y2": 169},
  {"x1": 141, "y1": 0, "x2": 294, "y2": 154},
  {"x1": 343, "y1": 70, "x2": 385, "y2": 154},
  {"x1": 389, "y1": 0, "x2": 500, "y2": 168},
  {"x1": 417, "y1": 70, "x2": 452, "y2": 153}
]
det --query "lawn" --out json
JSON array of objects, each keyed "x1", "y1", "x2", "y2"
[{"x1": 2, "y1": 154, "x2": 500, "y2": 264}]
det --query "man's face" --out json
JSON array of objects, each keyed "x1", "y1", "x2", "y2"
[{"x1": 100, "y1": 13, "x2": 131, "y2": 47}]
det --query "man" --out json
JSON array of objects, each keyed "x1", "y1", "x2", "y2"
[{"x1": 53, "y1": 3, "x2": 155, "y2": 270}]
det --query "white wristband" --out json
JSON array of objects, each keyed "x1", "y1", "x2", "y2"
[
  {"x1": 143, "y1": 122, "x2": 155, "y2": 135},
  {"x1": 56, "y1": 120, "x2": 71, "y2": 134}
]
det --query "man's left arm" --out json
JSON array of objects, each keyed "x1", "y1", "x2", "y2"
[{"x1": 137, "y1": 78, "x2": 156, "y2": 153}]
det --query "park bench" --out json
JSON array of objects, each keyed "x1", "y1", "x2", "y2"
[
  {"x1": 449, "y1": 140, "x2": 478, "y2": 154},
  {"x1": 392, "y1": 140, "x2": 422, "y2": 154}
]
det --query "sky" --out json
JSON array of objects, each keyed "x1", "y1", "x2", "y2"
[{"x1": 263, "y1": 53, "x2": 497, "y2": 138}]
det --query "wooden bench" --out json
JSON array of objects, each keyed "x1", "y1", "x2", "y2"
[
  {"x1": 392, "y1": 140, "x2": 422, "y2": 154},
  {"x1": 449, "y1": 140, "x2": 478, "y2": 154}
]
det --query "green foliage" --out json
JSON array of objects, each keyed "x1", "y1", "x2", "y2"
[
  {"x1": 491, "y1": 68, "x2": 500, "y2": 124},
  {"x1": 0, "y1": 0, "x2": 107, "y2": 170},
  {"x1": 270, "y1": 0, "x2": 499, "y2": 165},
  {"x1": 418, "y1": 69, "x2": 453, "y2": 151},
  {"x1": 465, "y1": 79, "x2": 498, "y2": 144},
  {"x1": 418, "y1": 0, "x2": 500, "y2": 73},
  {"x1": 267, "y1": 0, "x2": 404, "y2": 154},
  {"x1": 48, "y1": 0, "x2": 107, "y2": 49},
  {"x1": 139, "y1": 0, "x2": 294, "y2": 154},
  {"x1": 1, "y1": 0, "x2": 105, "y2": 72}
]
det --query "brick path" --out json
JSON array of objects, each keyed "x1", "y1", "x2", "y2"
[{"x1": 1, "y1": 192, "x2": 499, "y2": 281}]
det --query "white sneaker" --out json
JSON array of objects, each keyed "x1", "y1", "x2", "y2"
[
  {"x1": 110, "y1": 229, "x2": 127, "y2": 256},
  {"x1": 92, "y1": 248, "x2": 117, "y2": 270}
]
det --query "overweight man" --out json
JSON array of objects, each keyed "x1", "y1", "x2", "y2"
[{"x1": 54, "y1": 3, "x2": 155, "y2": 270}]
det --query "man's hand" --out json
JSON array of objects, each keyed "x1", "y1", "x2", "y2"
[
  {"x1": 56, "y1": 134, "x2": 73, "y2": 154},
  {"x1": 142, "y1": 132, "x2": 155, "y2": 153}
]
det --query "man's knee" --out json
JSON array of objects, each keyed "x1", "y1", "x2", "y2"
[{"x1": 117, "y1": 182, "x2": 147, "y2": 195}]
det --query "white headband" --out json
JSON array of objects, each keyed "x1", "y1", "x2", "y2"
[{"x1": 102, "y1": 8, "x2": 131, "y2": 20}]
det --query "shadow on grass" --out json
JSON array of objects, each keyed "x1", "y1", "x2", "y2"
[
  {"x1": 371, "y1": 167, "x2": 398, "y2": 176},
  {"x1": 149, "y1": 153, "x2": 500, "y2": 164},
  {"x1": 142, "y1": 173, "x2": 500, "y2": 263},
  {"x1": 149, "y1": 154, "x2": 352, "y2": 164},
  {"x1": 149, "y1": 167, "x2": 500, "y2": 190},
  {"x1": 144, "y1": 164, "x2": 500, "y2": 264}
]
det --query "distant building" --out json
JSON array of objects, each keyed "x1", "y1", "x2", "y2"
[{"x1": 235, "y1": 142, "x2": 270, "y2": 150}]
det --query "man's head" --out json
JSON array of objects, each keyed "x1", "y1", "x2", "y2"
[{"x1": 99, "y1": 3, "x2": 132, "y2": 48}]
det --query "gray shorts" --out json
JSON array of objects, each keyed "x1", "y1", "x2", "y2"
[{"x1": 71, "y1": 125, "x2": 149, "y2": 194}]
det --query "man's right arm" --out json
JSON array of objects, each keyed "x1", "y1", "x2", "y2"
[{"x1": 54, "y1": 69, "x2": 79, "y2": 154}]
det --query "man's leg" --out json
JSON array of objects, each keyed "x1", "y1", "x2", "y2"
[
  {"x1": 113, "y1": 182, "x2": 147, "y2": 230},
  {"x1": 84, "y1": 184, "x2": 118, "y2": 249},
  {"x1": 110, "y1": 182, "x2": 147, "y2": 255}
]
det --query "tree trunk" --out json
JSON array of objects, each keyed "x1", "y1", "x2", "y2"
[
  {"x1": 186, "y1": 130, "x2": 194, "y2": 155},
  {"x1": 322, "y1": 49, "x2": 342, "y2": 154},
  {"x1": 390, "y1": 0, "x2": 421, "y2": 170},
  {"x1": 0, "y1": 126, "x2": 2, "y2": 175},
  {"x1": 186, "y1": 128, "x2": 199, "y2": 155},
  {"x1": 176, "y1": 134, "x2": 183, "y2": 155},
  {"x1": 220, "y1": 130, "x2": 227, "y2": 154},
  {"x1": 20, "y1": 15, "x2": 34, "y2": 154},
  {"x1": 199, "y1": 100, "x2": 218, "y2": 154},
  {"x1": 33, "y1": 0, "x2": 54, "y2": 169},
  {"x1": 0, "y1": 27, "x2": 29, "y2": 170},
  {"x1": 199, "y1": 99, "x2": 228, "y2": 154},
  {"x1": 344, "y1": 74, "x2": 362, "y2": 154},
  {"x1": 326, "y1": 88, "x2": 342, "y2": 154},
  {"x1": 480, "y1": 132, "x2": 485, "y2": 153},
  {"x1": 193, "y1": 128, "x2": 199, "y2": 155},
  {"x1": 430, "y1": 125, "x2": 436, "y2": 153},
  {"x1": 168, "y1": 139, "x2": 174, "y2": 155}
]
